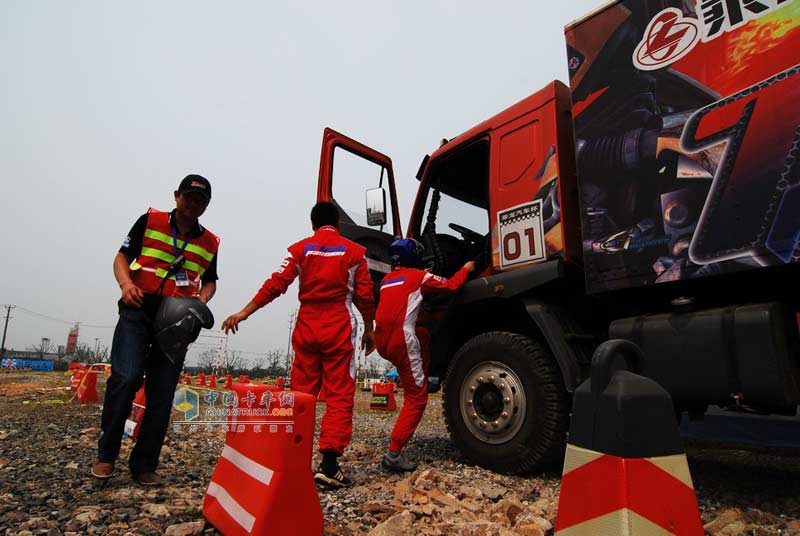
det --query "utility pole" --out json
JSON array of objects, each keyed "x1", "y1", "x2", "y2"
[
  {"x1": 94, "y1": 337, "x2": 100, "y2": 360},
  {"x1": 0, "y1": 305, "x2": 14, "y2": 358},
  {"x1": 285, "y1": 310, "x2": 297, "y2": 376}
]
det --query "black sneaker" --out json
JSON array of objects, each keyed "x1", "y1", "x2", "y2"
[
  {"x1": 314, "y1": 466, "x2": 352, "y2": 488},
  {"x1": 381, "y1": 451, "x2": 418, "y2": 472}
]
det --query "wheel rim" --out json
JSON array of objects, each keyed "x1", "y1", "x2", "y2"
[{"x1": 458, "y1": 360, "x2": 527, "y2": 444}]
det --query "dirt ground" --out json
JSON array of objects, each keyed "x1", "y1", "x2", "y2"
[{"x1": 1, "y1": 371, "x2": 799, "y2": 535}]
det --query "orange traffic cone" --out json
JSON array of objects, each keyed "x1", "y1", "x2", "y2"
[
  {"x1": 69, "y1": 364, "x2": 88, "y2": 390},
  {"x1": 76, "y1": 370, "x2": 98, "y2": 404},
  {"x1": 203, "y1": 385, "x2": 323, "y2": 535},
  {"x1": 69, "y1": 370, "x2": 83, "y2": 391},
  {"x1": 555, "y1": 340, "x2": 703, "y2": 536},
  {"x1": 123, "y1": 386, "x2": 147, "y2": 438},
  {"x1": 370, "y1": 382, "x2": 397, "y2": 411}
]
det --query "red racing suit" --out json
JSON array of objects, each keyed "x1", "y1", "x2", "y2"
[
  {"x1": 252, "y1": 225, "x2": 374, "y2": 455},
  {"x1": 374, "y1": 266, "x2": 469, "y2": 453}
]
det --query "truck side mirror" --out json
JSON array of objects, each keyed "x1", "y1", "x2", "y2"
[{"x1": 366, "y1": 187, "x2": 387, "y2": 226}]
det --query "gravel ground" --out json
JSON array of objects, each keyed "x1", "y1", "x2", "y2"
[{"x1": 1, "y1": 371, "x2": 799, "y2": 535}]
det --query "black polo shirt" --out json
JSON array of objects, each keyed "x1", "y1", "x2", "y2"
[{"x1": 119, "y1": 210, "x2": 219, "y2": 282}]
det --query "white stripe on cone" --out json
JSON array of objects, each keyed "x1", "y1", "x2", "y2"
[
  {"x1": 206, "y1": 481, "x2": 257, "y2": 533},
  {"x1": 556, "y1": 509, "x2": 676, "y2": 536},
  {"x1": 206, "y1": 445, "x2": 276, "y2": 533},
  {"x1": 221, "y1": 445, "x2": 274, "y2": 485}
]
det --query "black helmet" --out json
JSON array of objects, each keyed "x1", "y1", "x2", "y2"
[{"x1": 154, "y1": 297, "x2": 214, "y2": 366}]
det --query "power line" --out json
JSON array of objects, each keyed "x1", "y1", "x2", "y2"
[{"x1": 13, "y1": 305, "x2": 115, "y2": 329}]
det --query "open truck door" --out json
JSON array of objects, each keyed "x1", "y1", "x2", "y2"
[{"x1": 317, "y1": 127, "x2": 402, "y2": 291}]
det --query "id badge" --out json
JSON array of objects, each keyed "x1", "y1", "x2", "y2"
[{"x1": 175, "y1": 271, "x2": 190, "y2": 287}]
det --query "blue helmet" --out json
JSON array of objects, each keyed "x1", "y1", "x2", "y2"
[{"x1": 389, "y1": 238, "x2": 425, "y2": 267}]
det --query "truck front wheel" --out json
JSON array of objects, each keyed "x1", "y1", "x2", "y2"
[{"x1": 443, "y1": 331, "x2": 569, "y2": 474}]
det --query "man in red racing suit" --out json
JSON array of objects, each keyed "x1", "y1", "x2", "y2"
[
  {"x1": 375, "y1": 238, "x2": 473, "y2": 472},
  {"x1": 222, "y1": 202, "x2": 375, "y2": 487}
]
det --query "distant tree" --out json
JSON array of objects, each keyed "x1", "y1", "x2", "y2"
[
  {"x1": 29, "y1": 339, "x2": 54, "y2": 358},
  {"x1": 264, "y1": 349, "x2": 287, "y2": 376},
  {"x1": 363, "y1": 354, "x2": 392, "y2": 379},
  {"x1": 188, "y1": 348, "x2": 290, "y2": 377},
  {"x1": 74, "y1": 342, "x2": 109, "y2": 364},
  {"x1": 197, "y1": 348, "x2": 219, "y2": 370}
]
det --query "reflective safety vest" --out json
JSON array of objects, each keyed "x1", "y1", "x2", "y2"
[{"x1": 129, "y1": 208, "x2": 219, "y2": 297}]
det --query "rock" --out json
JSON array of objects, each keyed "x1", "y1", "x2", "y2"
[
  {"x1": 18, "y1": 517, "x2": 59, "y2": 531},
  {"x1": 410, "y1": 502, "x2": 436, "y2": 517},
  {"x1": 73, "y1": 509, "x2": 100, "y2": 524},
  {"x1": 164, "y1": 520, "x2": 206, "y2": 535},
  {"x1": 704, "y1": 508, "x2": 752, "y2": 536},
  {"x1": 460, "y1": 500, "x2": 484, "y2": 514},
  {"x1": 394, "y1": 477, "x2": 413, "y2": 503},
  {"x1": 361, "y1": 501, "x2": 397, "y2": 515},
  {"x1": 515, "y1": 523, "x2": 546, "y2": 536},
  {"x1": 515, "y1": 511, "x2": 553, "y2": 533},
  {"x1": 348, "y1": 444, "x2": 371, "y2": 458},
  {"x1": 491, "y1": 496, "x2": 525, "y2": 525},
  {"x1": 414, "y1": 469, "x2": 435, "y2": 488},
  {"x1": 367, "y1": 510, "x2": 414, "y2": 535},
  {"x1": 130, "y1": 518, "x2": 165, "y2": 532},
  {"x1": 474, "y1": 481, "x2": 508, "y2": 502},
  {"x1": 142, "y1": 502, "x2": 171, "y2": 518},
  {"x1": 433, "y1": 521, "x2": 515, "y2": 535},
  {"x1": 415, "y1": 525, "x2": 445, "y2": 536},
  {"x1": 438, "y1": 506, "x2": 478, "y2": 524},
  {"x1": 425, "y1": 489, "x2": 462, "y2": 510},
  {"x1": 528, "y1": 498, "x2": 554, "y2": 517},
  {"x1": 457, "y1": 485, "x2": 484, "y2": 501}
]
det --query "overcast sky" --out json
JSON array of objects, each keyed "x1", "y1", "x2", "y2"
[{"x1": 0, "y1": 0, "x2": 601, "y2": 366}]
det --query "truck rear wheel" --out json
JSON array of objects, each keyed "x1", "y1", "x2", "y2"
[{"x1": 443, "y1": 331, "x2": 569, "y2": 474}]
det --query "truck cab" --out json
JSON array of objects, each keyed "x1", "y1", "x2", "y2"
[{"x1": 316, "y1": 82, "x2": 591, "y2": 473}]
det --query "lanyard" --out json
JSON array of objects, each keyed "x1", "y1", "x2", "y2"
[{"x1": 171, "y1": 226, "x2": 192, "y2": 257}]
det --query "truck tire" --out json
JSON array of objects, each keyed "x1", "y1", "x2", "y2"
[{"x1": 443, "y1": 331, "x2": 569, "y2": 474}]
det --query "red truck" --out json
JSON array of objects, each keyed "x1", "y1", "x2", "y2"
[{"x1": 317, "y1": 0, "x2": 800, "y2": 473}]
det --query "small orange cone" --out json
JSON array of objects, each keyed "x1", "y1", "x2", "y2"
[
  {"x1": 69, "y1": 370, "x2": 83, "y2": 391},
  {"x1": 370, "y1": 382, "x2": 397, "y2": 411},
  {"x1": 76, "y1": 370, "x2": 98, "y2": 404}
]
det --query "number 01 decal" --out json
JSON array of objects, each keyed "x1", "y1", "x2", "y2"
[{"x1": 498, "y1": 200, "x2": 546, "y2": 268}]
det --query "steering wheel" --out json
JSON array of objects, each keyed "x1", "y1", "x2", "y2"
[{"x1": 448, "y1": 223, "x2": 484, "y2": 244}]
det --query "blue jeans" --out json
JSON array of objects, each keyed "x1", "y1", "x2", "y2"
[{"x1": 98, "y1": 303, "x2": 181, "y2": 476}]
